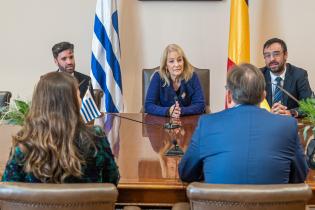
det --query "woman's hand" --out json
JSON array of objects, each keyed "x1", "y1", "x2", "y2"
[{"x1": 169, "y1": 101, "x2": 181, "y2": 118}]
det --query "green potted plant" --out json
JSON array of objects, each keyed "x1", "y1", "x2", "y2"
[
  {"x1": 299, "y1": 98, "x2": 315, "y2": 168},
  {"x1": 299, "y1": 98, "x2": 315, "y2": 136},
  {"x1": 0, "y1": 99, "x2": 30, "y2": 126}
]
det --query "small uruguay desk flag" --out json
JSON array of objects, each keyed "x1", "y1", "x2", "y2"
[{"x1": 80, "y1": 89, "x2": 101, "y2": 123}]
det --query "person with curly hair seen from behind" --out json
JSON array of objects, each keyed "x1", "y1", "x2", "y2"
[
  {"x1": 2, "y1": 72, "x2": 119, "y2": 184},
  {"x1": 145, "y1": 44, "x2": 205, "y2": 118}
]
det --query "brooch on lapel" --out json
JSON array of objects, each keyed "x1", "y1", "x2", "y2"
[{"x1": 181, "y1": 92, "x2": 186, "y2": 99}]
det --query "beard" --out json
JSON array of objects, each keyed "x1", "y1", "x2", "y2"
[
  {"x1": 59, "y1": 65, "x2": 75, "y2": 74},
  {"x1": 268, "y1": 61, "x2": 286, "y2": 74}
]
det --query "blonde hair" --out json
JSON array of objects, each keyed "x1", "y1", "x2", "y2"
[
  {"x1": 12, "y1": 72, "x2": 96, "y2": 183},
  {"x1": 159, "y1": 44, "x2": 193, "y2": 86}
]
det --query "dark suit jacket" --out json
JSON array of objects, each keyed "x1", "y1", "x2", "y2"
[
  {"x1": 261, "y1": 63, "x2": 312, "y2": 109},
  {"x1": 178, "y1": 105, "x2": 308, "y2": 184},
  {"x1": 73, "y1": 71, "x2": 94, "y2": 100},
  {"x1": 56, "y1": 70, "x2": 94, "y2": 99}
]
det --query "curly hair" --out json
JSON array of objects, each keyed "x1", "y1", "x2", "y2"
[{"x1": 12, "y1": 72, "x2": 96, "y2": 183}]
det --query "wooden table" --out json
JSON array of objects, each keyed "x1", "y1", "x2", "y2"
[
  {"x1": 0, "y1": 125, "x2": 20, "y2": 176},
  {"x1": 96, "y1": 113, "x2": 315, "y2": 206},
  {"x1": 94, "y1": 113, "x2": 200, "y2": 207},
  {"x1": 1, "y1": 113, "x2": 315, "y2": 207}
]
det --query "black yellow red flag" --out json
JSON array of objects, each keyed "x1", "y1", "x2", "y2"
[
  {"x1": 227, "y1": 0, "x2": 250, "y2": 70},
  {"x1": 226, "y1": 0, "x2": 270, "y2": 111}
]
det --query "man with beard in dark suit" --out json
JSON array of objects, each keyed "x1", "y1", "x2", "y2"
[
  {"x1": 261, "y1": 38, "x2": 313, "y2": 117},
  {"x1": 52, "y1": 42, "x2": 94, "y2": 99}
]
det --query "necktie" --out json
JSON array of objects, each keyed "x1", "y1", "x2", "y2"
[{"x1": 273, "y1": 77, "x2": 283, "y2": 104}]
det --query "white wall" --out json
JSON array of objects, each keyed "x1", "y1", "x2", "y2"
[{"x1": 1, "y1": 0, "x2": 314, "y2": 113}]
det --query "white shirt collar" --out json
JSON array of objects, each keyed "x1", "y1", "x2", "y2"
[
  {"x1": 270, "y1": 65, "x2": 286, "y2": 93},
  {"x1": 58, "y1": 69, "x2": 74, "y2": 77}
]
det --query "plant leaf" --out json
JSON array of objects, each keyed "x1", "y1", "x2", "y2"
[
  {"x1": 0, "y1": 99, "x2": 30, "y2": 126},
  {"x1": 299, "y1": 98, "x2": 315, "y2": 124},
  {"x1": 14, "y1": 100, "x2": 30, "y2": 115},
  {"x1": 303, "y1": 125, "x2": 311, "y2": 143}
]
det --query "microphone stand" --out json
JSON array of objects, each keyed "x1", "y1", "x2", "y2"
[
  {"x1": 164, "y1": 121, "x2": 181, "y2": 129},
  {"x1": 165, "y1": 139, "x2": 184, "y2": 156},
  {"x1": 272, "y1": 82, "x2": 299, "y2": 103}
]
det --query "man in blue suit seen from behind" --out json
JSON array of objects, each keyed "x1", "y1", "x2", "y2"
[{"x1": 178, "y1": 63, "x2": 308, "y2": 184}]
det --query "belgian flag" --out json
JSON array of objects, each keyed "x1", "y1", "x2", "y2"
[
  {"x1": 227, "y1": 0, "x2": 249, "y2": 70},
  {"x1": 227, "y1": 0, "x2": 270, "y2": 111}
]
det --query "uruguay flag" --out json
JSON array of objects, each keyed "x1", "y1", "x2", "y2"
[
  {"x1": 91, "y1": 0, "x2": 123, "y2": 113},
  {"x1": 80, "y1": 89, "x2": 102, "y2": 123}
]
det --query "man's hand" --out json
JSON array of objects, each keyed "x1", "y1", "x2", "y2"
[{"x1": 271, "y1": 102, "x2": 291, "y2": 116}]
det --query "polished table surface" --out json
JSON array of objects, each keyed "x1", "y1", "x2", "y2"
[
  {"x1": 95, "y1": 113, "x2": 315, "y2": 206},
  {"x1": 94, "y1": 113, "x2": 200, "y2": 206},
  {"x1": 0, "y1": 113, "x2": 315, "y2": 206}
]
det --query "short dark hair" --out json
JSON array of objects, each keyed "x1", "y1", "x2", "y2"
[
  {"x1": 227, "y1": 63, "x2": 265, "y2": 105},
  {"x1": 263, "y1": 38, "x2": 287, "y2": 53},
  {"x1": 52, "y1": 42, "x2": 74, "y2": 58}
]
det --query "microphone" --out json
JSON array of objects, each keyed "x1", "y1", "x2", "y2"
[
  {"x1": 164, "y1": 96, "x2": 181, "y2": 129},
  {"x1": 271, "y1": 82, "x2": 299, "y2": 104},
  {"x1": 164, "y1": 139, "x2": 184, "y2": 156},
  {"x1": 79, "y1": 79, "x2": 86, "y2": 87},
  {"x1": 108, "y1": 113, "x2": 161, "y2": 127}
]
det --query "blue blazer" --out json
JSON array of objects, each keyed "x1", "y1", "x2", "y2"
[
  {"x1": 261, "y1": 63, "x2": 313, "y2": 109},
  {"x1": 144, "y1": 72, "x2": 205, "y2": 116},
  {"x1": 178, "y1": 105, "x2": 308, "y2": 184}
]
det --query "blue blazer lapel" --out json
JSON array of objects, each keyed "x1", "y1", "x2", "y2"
[
  {"x1": 165, "y1": 80, "x2": 176, "y2": 100},
  {"x1": 264, "y1": 69, "x2": 273, "y2": 106},
  {"x1": 283, "y1": 64, "x2": 293, "y2": 107}
]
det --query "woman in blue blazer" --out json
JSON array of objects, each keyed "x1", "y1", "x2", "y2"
[{"x1": 145, "y1": 44, "x2": 205, "y2": 117}]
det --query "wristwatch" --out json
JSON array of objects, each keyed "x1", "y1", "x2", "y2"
[{"x1": 289, "y1": 109, "x2": 298, "y2": 118}]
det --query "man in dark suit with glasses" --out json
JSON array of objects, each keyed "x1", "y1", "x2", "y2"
[{"x1": 261, "y1": 37, "x2": 313, "y2": 117}]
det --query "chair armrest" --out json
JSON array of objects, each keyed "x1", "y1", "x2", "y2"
[
  {"x1": 172, "y1": 202, "x2": 190, "y2": 210},
  {"x1": 205, "y1": 105, "x2": 211, "y2": 114},
  {"x1": 123, "y1": 206, "x2": 141, "y2": 210}
]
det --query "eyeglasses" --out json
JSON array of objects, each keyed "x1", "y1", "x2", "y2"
[{"x1": 263, "y1": 51, "x2": 283, "y2": 59}]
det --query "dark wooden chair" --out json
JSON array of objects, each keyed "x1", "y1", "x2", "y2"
[
  {"x1": 93, "y1": 89, "x2": 104, "y2": 110},
  {"x1": 0, "y1": 91, "x2": 12, "y2": 108}
]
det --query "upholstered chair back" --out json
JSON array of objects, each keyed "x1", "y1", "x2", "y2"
[
  {"x1": 93, "y1": 89, "x2": 104, "y2": 110},
  {"x1": 0, "y1": 182, "x2": 118, "y2": 210},
  {"x1": 174, "y1": 182, "x2": 312, "y2": 210}
]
